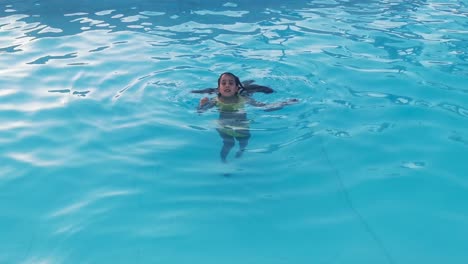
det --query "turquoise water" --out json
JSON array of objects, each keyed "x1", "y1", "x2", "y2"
[{"x1": 1, "y1": 0, "x2": 467, "y2": 263}]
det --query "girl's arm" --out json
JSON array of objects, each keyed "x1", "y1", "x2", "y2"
[
  {"x1": 246, "y1": 97, "x2": 298, "y2": 111},
  {"x1": 197, "y1": 97, "x2": 217, "y2": 112}
]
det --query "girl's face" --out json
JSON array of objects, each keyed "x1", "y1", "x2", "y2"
[{"x1": 218, "y1": 74, "x2": 238, "y2": 97}]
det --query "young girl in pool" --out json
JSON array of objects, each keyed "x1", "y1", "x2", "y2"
[{"x1": 197, "y1": 72, "x2": 298, "y2": 163}]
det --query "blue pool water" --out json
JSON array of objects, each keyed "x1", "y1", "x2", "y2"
[{"x1": 1, "y1": 0, "x2": 467, "y2": 263}]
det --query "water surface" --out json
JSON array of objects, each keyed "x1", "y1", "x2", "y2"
[{"x1": 1, "y1": 0, "x2": 467, "y2": 263}]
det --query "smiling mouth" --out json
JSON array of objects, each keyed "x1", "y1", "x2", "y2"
[{"x1": 224, "y1": 89, "x2": 231, "y2": 93}]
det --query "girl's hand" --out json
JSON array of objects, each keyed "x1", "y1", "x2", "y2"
[
  {"x1": 263, "y1": 98, "x2": 299, "y2": 112},
  {"x1": 198, "y1": 97, "x2": 214, "y2": 112},
  {"x1": 286, "y1": 98, "x2": 299, "y2": 104},
  {"x1": 199, "y1": 97, "x2": 209, "y2": 107}
]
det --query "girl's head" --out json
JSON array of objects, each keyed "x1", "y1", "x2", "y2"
[{"x1": 217, "y1": 72, "x2": 244, "y2": 97}]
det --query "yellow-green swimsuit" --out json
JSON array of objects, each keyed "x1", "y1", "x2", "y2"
[{"x1": 216, "y1": 97, "x2": 250, "y2": 138}]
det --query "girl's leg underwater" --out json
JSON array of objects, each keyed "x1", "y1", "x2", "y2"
[
  {"x1": 235, "y1": 136, "x2": 250, "y2": 158},
  {"x1": 217, "y1": 130, "x2": 235, "y2": 163}
]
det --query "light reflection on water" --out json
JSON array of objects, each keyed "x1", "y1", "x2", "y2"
[{"x1": 1, "y1": 0, "x2": 467, "y2": 263}]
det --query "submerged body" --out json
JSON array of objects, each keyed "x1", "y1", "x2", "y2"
[
  {"x1": 215, "y1": 96, "x2": 250, "y2": 161},
  {"x1": 216, "y1": 96, "x2": 250, "y2": 138}
]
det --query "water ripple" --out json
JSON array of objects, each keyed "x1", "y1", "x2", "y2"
[
  {"x1": 1, "y1": 1, "x2": 467, "y2": 263},
  {"x1": 48, "y1": 188, "x2": 140, "y2": 219}
]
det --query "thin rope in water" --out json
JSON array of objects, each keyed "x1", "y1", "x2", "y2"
[{"x1": 318, "y1": 135, "x2": 396, "y2": 264}]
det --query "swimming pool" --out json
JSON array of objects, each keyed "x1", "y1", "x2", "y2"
[{"x1": 1, "y1": 0, "x2": 467, "y2": 263}]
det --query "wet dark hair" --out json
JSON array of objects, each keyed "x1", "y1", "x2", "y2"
[{"x1": 217, "y1": 72, "x2": 245, "y2": 95}]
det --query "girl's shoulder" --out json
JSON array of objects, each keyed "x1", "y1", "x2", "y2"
[{"x1": 238, "y1": 95, "x2": 249, "y2": 102}]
